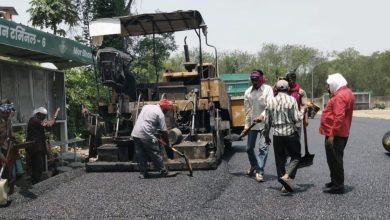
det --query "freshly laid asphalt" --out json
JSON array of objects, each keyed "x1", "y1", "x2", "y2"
[{"x1": 1, "y1": 117, "x2": 390, "y2": 219}]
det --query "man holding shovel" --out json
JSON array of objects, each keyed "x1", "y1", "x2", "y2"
[
  {"x1": 285, "y1": 71, "x2": 314, "y2": 168},
  {"x1": 131, "y1": 98, "x2": 177, "y2": 179},
  {"x1": 241, "y1": 70, "x2": 274, "y2": 182}
]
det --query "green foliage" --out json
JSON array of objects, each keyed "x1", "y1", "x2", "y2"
[
  {"x1": 165, "y1": 44, "x2": 390, "y2": 98},
  {"x1": 65, "y1": 67, "x2": 102, "y2": 137},
  {"x1": 374, "y1": 103, "x2": 386, "y2": 109},
  {"x1": 15, "y1": 130, "x2": 26, "y2": 143},
  {"x1": 89, "y1": 0, "x2": 128, "y2": 50},
  {"x1": 28, "y1": 0, "x2": 80, "y2": 36},
  {"x1": 130, "y1": 34, "x2": 177, "y2": 83}
]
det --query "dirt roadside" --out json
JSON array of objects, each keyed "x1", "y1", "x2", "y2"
[
  {"x1": 351, "y1": 109, "x2": 390, "y2": 120},
  {"x1": 317, "y1": 109, "x2": 390, "y2": 120}
]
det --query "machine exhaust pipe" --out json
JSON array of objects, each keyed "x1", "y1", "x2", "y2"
[
  {"x1": 184, "y1": 36, "x2": 190, "y2": 62},
  {"x1": 183, "y1": 37, "x2": 196, "y2": 72}
]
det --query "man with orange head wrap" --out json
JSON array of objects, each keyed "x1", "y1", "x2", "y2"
[{"x1": 131, "y1": 98, "x2": 177, "y2": 178}]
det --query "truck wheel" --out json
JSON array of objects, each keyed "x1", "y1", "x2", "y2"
[{"x1": 382, "y1": 131, "x2": 390, "y2": 152}]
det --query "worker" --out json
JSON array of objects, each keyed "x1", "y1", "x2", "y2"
[
  {"x1": 320, "y1": 73, "x2": 355, "y2": 194},
  {"x1": 131, "y1": 98, "x2": 177, "y2": 179},
  {"x1": 241, "y1": 70, "x2": 274, "y2": 182},
  {"x1": 26, "y1": 107, "x2": 56, "y2": 184},
  {"x1": 285, "y1": 71, "x2": 308, "y2": 133},
  {"x1": 264, "y1": 80, "x2": 305, "y2": 193},
  {"x1": 0, "y1": 100, "x2": 16, "y2": 193}
]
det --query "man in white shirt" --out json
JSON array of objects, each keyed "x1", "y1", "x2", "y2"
[
  {"x1": 131, "y1": 98, "x2": 177, "y2": 179},
  {"x1": 241, "y1": 70, "x2": 274, "y2": 182}
]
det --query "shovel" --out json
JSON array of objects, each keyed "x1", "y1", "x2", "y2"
[
  {"x1": 225, "y1": 122, "x2": 258, "y2": 143},
  {"x1": 157, "y1": 138, "x2": 193, "y2": 177},
  {"x1": 298, "y1": 114, "x2": 315, "y2": 168},
  {"x1": 0, "y1": 140, "x2": 13, "y2": 205}
]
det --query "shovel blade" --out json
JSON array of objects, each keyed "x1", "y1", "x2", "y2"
[
  {"x1": 224, "y1": 134, "x2": 242, "y2": 143},
  {"x1": 0, "y1": 178, "x2": 8, "y2": 205},
  {"x1": 298, "y1": 154, "x2": 315, "y2": 169}
]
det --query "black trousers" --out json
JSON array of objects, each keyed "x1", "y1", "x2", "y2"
[
  {"x1": 273, "y1": 133, "x2": 301, "y2": 179},
  {"x1": 325, "y1": 136, "x2": 348, "y2": 187},
  {"x1": 133, "y1": 137, "x2": 166, "y2": 174},
  {"x1": 29, "y1": 152, "x2": 45, "y2": 184}
]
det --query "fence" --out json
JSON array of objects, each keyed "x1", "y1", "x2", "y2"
[{"x1": 322, "y1": 92, "x2": 371, "y2": 110}]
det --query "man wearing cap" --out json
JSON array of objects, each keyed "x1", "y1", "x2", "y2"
[
  {"x1": 131, "y1": 98, "x2": 177, "y2": 179},
  {"x1": 320, "y1": 73, "x2": 354, "y2": 194},
  {"x1": 0, "y1": 100, "x2": 17, "y2": 192},
  {"x1": 26, "y1": 107, "x2": 56, "y2": 184},
  {"x1": 264, "y1": 80, "x2": 305, "y2": 193},
  {"x1": 241, "y1": 70, "x2": 274, "y2": 182}
]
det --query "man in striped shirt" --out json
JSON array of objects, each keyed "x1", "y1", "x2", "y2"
[{"x1": 264, "y1": 80, "x2": 305, "y2": 193}]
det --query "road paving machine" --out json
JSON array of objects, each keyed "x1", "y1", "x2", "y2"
[{"x1": 85, "y1": 10, "x2": 232, "y2": 172}]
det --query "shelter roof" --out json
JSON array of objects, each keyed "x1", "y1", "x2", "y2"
[
  {"x1": 0, "y1": 18, "x2": 93, "y2": 69},
  {"x1": 90, "y1": 10, "x2": 206, "y2": 37}
]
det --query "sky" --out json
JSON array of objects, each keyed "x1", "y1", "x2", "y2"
[{"x1": 2, "y1": 0, "x2": 390, "y2": 56}]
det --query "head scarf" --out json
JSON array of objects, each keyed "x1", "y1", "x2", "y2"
[
  {"x1": 159, "y1": 99, "x2": 173, "y2": 110},
  {"x1": 33, "y1": 107, "x2": 48, "y2": 116},
  {"x1": 326, "y1": 73, "x2": 348, "y2": 94},
  {"x1": 250, "y1": 71, "x2": 262, "y2": 80},
  {"x1": 250, "y1": 70, "x2": 265, "y2": 88},
  {"x1": 0, "y1": 103, "x2": 15, "y2": 113}
]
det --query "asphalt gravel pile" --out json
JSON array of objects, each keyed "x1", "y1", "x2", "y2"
[{"x1": 1, "y1": 117, "x2": 390, "y2": 219}]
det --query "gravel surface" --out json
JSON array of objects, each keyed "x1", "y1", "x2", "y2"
[{"x1": 1, "y1": 116, "x2": 390, "y2": 219}]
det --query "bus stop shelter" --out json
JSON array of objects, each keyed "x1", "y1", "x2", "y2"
[{"x1": 0, "y1": 17, "x2": 93, "y2": 144}]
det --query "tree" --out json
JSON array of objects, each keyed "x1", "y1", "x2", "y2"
[
  {"x1": 130, "y1": 34, "x2": 177, "y2": 83},
  {"x1": 28, "y1": 0, "x2": 80, "y2": 36},
  {"x1": 89, "y1": 0, "x2": 128, "y2": 50}
]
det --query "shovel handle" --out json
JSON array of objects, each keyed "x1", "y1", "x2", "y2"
[
  {"x1": 0, "y1": 139, "x2": 14, "y2": 177},
  {"x1": 303, "y1": 113, "x2": 310, "y2": 154},
  {"x1": 156, "y1": 138, "x2": 193, "y2": 176},
  {"x1": 239, "y1": 122, "x2": 257, "y2": 139}
]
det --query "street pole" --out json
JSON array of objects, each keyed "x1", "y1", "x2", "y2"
[{"x1": 311, "y1": 70, "x2": 314, "y2": 101}]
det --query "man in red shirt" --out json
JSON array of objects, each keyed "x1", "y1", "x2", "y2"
[{"x1": 319, "y1": 73, "x2": 355, "y2": 194}]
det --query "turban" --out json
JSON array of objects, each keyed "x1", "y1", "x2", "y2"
[
  {"x1": 33, "y1": 107, "x2": 48, "y2": 115},
  {"x1": 326, "y1": 73, "x2": 348, "y2": 94},
  {"x1": 159, "y1": 99, "x2": 173, "y2": 110}
]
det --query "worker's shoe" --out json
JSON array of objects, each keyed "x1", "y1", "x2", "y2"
[
  {"x1": 255, "y1": 172, "x2": 264, "y2": 182},
  {"x1": 278, "y1": 177, "x2": 294, "y2": 192},
  {"x1": 325, "y1": 182, "x2": 335, "y2": 188},
  {"x1": 138, "y1": 172, "x2": 149, "y2": 179},
  {"x1": 160, "y1": 170, "x2": 178, "y2": 178},
  {"x1": 323, "y1": 185, "x2": 344, "y2": 194},
  {"x1": 246, "y1": 167, "x2": 256, "y2": 177}
]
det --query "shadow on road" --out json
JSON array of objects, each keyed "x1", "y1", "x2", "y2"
[
  {"x1": 19, "y1": 189, "x2": 38, "y2": 199},
  {"x1": 295, "y1": 183, "x2": 315, "y2": 193}
]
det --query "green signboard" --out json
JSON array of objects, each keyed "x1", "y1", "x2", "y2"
[{"x1": 0, "y1": 18, "x2": 93, "y2": 67}]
